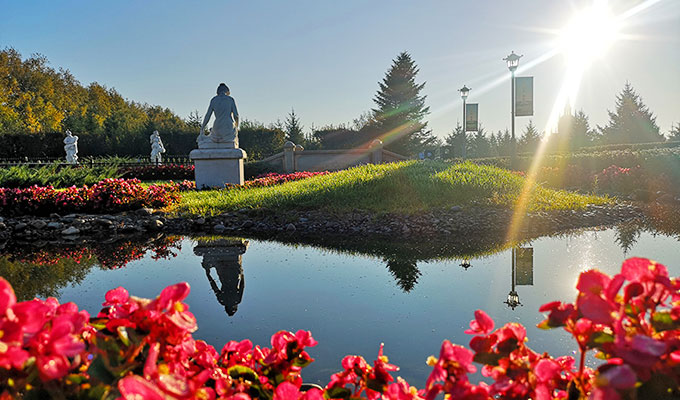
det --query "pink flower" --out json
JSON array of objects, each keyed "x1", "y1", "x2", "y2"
[{"x1": 464, "y1": 310, "x2": 494, "y2": 335}]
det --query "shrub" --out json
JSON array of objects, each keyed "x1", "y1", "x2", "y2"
[{"x1": 119, "y1": 164, "x2": 195, "y2": 181}]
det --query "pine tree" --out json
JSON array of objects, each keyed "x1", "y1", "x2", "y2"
[
  {"x1": 284, "y1": 108, "x2": 305, "y2": 145},
  {"x1": 669, "y1": 123, "x2": 680, "y2": 141},
  {"x1": 467, "y1": 124, "x2": 491, "y2": 158},
  {"x1": 372, "y1": 52, "x2": 434, "y2": 155},
  {"x1": 443, "y1": 124, "x2": 463, "y2": 159},
  {"x1": 599, "y1": 83, "x2": 663, "y2": 144},
  {"x1": 519, "y1": 120, "x2": 541, "y2": 153}
]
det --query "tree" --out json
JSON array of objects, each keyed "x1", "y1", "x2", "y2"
[
  {"x1": 371, "y1": 52, "x2": 434, "y2": 155},
  {"x1": 442, "y1": 124, "x2": 463, "y2": 159},
  {"x1": 519, "y1": 120, "x2": 541, "y2": 153},
  {"x1": 284, "y1": 108, "x2": 305, "y2": 145},
  {"x1": 669, "y1": 123, "x2": 680, "y2": 142},
  {"x1": 238, "y1": 120, "x2": 287, "y2": 160},
  {"x1": 467, "y1": 125, "x2": 491, "y2": 158},
  {"x1": 599, "y1": 83, "x2": 664, "y2": 144},
  {"x1": 554, "y1": 106, "x2": 595, "y2": 151}
]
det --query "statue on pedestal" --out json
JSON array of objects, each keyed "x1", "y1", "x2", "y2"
[
  {"x1": 150, "y1": 130, "x2": 166, "y2": 163},
  {"x1": 63, "y1": 130, "x2": 78, "y2": 164},
  {"x1": 198, "y1": 83, "x2": 240, "y2": 148}
]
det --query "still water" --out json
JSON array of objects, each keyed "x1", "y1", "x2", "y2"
[{"x1": 1, "y1": 225, "x2": 679, "y2": 385}]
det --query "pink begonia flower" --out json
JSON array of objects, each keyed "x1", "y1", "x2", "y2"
[
  {"x1": 464, "y1": 310, "x2": 495, "y2": 335},
  {"x1": 118, "y1": 375, "x2": 166, "y2": 400},
  {"x1": 0, "y1": 278, "x2": 16, "y2": 316},
  {"x1": 595, "y1": 364, "x2": 637, "y2": 389},
  {"x1": 104, "y1": 286, "x2": 129, "y2": 306}
]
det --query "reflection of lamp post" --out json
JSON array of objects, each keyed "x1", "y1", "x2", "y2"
[
  {"x1": 504, "y1": 247, "x2": 522, "y2": 310},
  {"x1": 458, "y1": 85, "x2": 470, "y2": 159},
  {"x1": 459, "y1": 258, "x2": 472, "y2": 270},
  {"x1": 503, "y1": 51, "x2": 522, "y2": 169}
]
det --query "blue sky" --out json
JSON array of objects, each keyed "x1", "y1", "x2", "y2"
[{"x1": 1, "y1": 0, "x2": 678, "y2": 139}]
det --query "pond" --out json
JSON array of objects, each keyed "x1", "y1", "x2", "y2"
[{"x1": 1, "y1": 222, "x2": 679, "y2": 386}]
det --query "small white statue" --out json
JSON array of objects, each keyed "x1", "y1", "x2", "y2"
[
  {"x1": 64, "y1": 130, "x2": 78, "y2": 164},
  {"x1": 198, "y1": 83, "x2": 240, "y2": 148},
  {"x1": 150, "y1": 130, "x2": 166, "y2": 163}
]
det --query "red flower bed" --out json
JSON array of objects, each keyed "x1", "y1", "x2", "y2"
[
  {"x1": 0, "y1": 257, "x2": 677, "y2": 399},
  {"x1": 0, "y1": 179, "x2": 194, "y2": 215},
  {"x1": 224, "y1": 172, "x2": 330, "y2": 190},
  {"x1": 12, "y1": 236, "x2": 183, "y2": 270},
  {"x1": 120, "y1": 164, "x2": 195, "y2": 181}
]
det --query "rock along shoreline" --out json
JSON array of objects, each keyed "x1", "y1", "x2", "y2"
[{"x1": 0, "y1": 202, "x2": 647, "y2": 246}]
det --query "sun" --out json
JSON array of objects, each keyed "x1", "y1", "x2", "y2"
[{"x1": 559, "y1": 1, "x2": 622, "y2": 68}]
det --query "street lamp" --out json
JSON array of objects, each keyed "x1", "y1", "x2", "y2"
[
  {"x1": 458, "y1": 85, "x2": 471, "y2": 159},
  {"x1": 503, "y1": 51, "x2": 523, "y2": 169}
]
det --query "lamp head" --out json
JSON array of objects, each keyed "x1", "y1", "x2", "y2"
[
  {"x1": 503, "y1": 51, "x2": 523, "y2": 72},
  {"x1": 458, "y1": 85, "x2": 471, "y2": 100}
]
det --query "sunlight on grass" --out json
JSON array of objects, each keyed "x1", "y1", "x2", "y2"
[{"x1": 172, "y1": 161, "x2": 611, "y2": 217}]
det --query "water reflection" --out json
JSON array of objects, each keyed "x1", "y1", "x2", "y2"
[
  {"x1": 385, "y1": 257, "x2": 421, "y2": 292},
  {"x1": 0, "y1": 235, "x2": 182, "y2": 300},
  {"x1": 194, "y1": 238, "x2": 249, "y2": 316},
  {"x1": 504, "y1": 247, "x2": 534, "y2": 310}
]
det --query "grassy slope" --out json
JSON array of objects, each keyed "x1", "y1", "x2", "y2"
[{"x1": 173, "y1": 161, "x2": 610, "y2": 217}]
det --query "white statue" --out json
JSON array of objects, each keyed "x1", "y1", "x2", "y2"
[
  {"x1": 150, "y1": 130, "x2": 166, "y2": 163},
  {"x1": 64, "y1": 130, "x2": 78, "y2": 164},
  {"x1": 198, "y1": 83, "x2": 240, "y2": 148}
]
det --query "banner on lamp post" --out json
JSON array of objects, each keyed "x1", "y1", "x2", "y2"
[
  {"x1": 515, "y1": 77, "x2": 533, "y2": 117},
  {"x1": 465, "y1": 103, "x2": 478, "y2": 132},
  {"x1": 515, "y1": 247, "x2": 534, "y2": 286}
]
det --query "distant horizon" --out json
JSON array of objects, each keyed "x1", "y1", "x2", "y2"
[{"x1": 1, "y1": 0, "x2": 678, "y2": 139}]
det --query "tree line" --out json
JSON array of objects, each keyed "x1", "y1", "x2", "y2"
[{"x1": 1, "y1": 48, "x2": 677, "y2": 161}]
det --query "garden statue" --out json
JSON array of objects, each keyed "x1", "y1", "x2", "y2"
[
  {"x1": 150, "y1": 130, "x2": 166, "y2": 163},
  {"x1": 63, "y1": 130, "x2": 78, "y2": 164},
  {"x1": 198, "y1": 83, "x2": 240, "y2": 148},
  {"x1": 190, "y1": 83, "x2": 247, "y2": 187}
]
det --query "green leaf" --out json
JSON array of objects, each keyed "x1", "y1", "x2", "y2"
[
  {"x1": 66, "y1": 373, "x2": 85, "y2": 384},
  {"x1": 587, "y1": 331, "x2": 615, "y2": 349},
  {"x1": 651, "y1": 311, "x2": 677, "y2": 332},
  {"x1": 324, "y1": 387, "x2": 351, "y2": 400},
  {"x1": 473, "y1": 352, "x2": 503, "y2": 366},
  {"x1": 117, "y1": 327, "x2": 130, "y2": 347},
  {"x1": 88, "y1": 356, "x2": 116, "y2": 385},
  {"x1": 292, "y1": 356, "x2": 312, "y2": 368},
  {"x1": 366, "y1": 378, "x2": 384, "y2": 393},
  {"x1": 227, "y1": 365, "x2": 258, "y2": 382}
]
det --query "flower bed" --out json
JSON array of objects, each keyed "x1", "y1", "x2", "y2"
[
  {"x1": 224, "y1": 172, "x2": 330, "y2": 190},
  {"x1": 0, "y1": 257, "x2": 676, "y2": 399},
  {"x1": 120, "y1": 164, "x2": 195, "y2": 181},
  {"x1": 0, "y1": 178, "x2": 194, "y2": 215}
]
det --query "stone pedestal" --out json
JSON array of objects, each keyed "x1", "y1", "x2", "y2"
[{"x1": 190, "y1": 147, "x2": 247, "y2": 188}]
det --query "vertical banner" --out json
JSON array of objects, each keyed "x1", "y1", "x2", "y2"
[
  {"x1": 515, "y1": 77, "x2": 533, "y2": 117},
  {"x1": 465, "y1": 103, "x2": 478, "y2": 132},
  {"x1": 515, "y1": 247, "x2": 534, "y2": 286}
]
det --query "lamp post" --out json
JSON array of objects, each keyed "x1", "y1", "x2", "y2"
[
  {"x1": 504, "y1": 247, "x2": 522, "y2": 310},
  {"x1": 503, "y1": 51, "x2": 522, "y2": 169},
  {"x1": 458, "y1": 85, "x2": 470, "y2": 159}
]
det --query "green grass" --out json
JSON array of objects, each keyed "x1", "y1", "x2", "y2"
[
  {"x1": 0, "y1": 163, "x2": 122, "y2": 189},
  {"x1": 173, "y1": 161, "x2": 611, "y2": 216}
]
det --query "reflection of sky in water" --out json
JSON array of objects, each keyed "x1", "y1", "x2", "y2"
[{"x1": 44, "y1": 229, "x2": 680, "y2": 385}]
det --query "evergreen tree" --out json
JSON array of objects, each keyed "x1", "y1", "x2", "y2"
[
  {"x1": 494, "y1": 129, "x2": 513, "y2": 157},
  {"x1": 284, "y1": 108, "x2": 305, "y2": 145},
  {"x1": 599, "y1": 83, "x2": 663, "y2": 144},
  {"x1": 467, "y1": 125, "x2": 491, "y2": 158},
  {"x1": 371, "y1": 52, "x2": 434, "y2": 155},
  {"x1": 669, "y1": 123, "x2": 680, "y2": 141},
  {"x1": 442, "y1": 124, "x2": 463, "y2": 159},
  {"x1": 519, "y1": 120, "x2": 541, "y2": 153},
  {"x1": 556, "y1": 107, "x2": 595, "y2": 151}
]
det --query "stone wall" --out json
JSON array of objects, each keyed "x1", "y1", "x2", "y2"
[{"x1": 257, "y1": 140, "x2": 406, "y2": 173}]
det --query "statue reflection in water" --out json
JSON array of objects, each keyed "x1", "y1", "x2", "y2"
[{"x1": 193, "y1": 238, "x2": 249, "y2": 316}]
